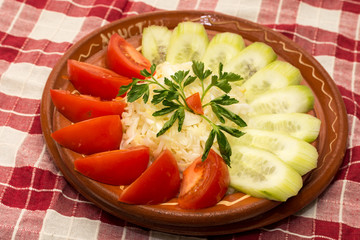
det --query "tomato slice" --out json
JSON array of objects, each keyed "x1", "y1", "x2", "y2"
[
  {"x1": 74, "y1": 146, "x2": 150, "y2": 185},
  {"x1": 118, "y1": 149, "x2": 180, "y2": 205},
  {"x1": 178, "y1": 149, "x2": 229, "y2": 209},
  {"x1": 67, "y1": 59, "x2": 132, "y2": 100},
  {"x1": 185, "y1": 92, "x2": 204, "y2": 115},
  {"x1": 50, "y1": 89, "x2": 126, "y2": 122},
  {"x1": 107, "y1": 33, "x2": 151, "y2": 79},
  {"x1": 51, "y1": 115, "x2": 123, "y2": 155}
]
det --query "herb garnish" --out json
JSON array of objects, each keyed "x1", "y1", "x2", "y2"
[{"x1": 118, "y1": 61, "x2": 247, "y2": 167}]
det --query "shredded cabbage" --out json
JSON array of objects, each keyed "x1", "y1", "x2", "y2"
[{"x1": 121, "y1": 62, "x2": 250, "y2": 172}]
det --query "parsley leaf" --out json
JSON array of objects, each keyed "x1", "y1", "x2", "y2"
[
  {"x1": 156, "y1": 109, "x2": 180, "y2": 137},
  {"x1": 152, "y1": 89, "x2": 169, "y2": 105},
  {"x1": 127, "y1": 83, "x2": 149, "y2": 103},
  {"x1": 216, "y1": 130, "x2": 232, "y2": 167},
  {"x1": 213, "y1": 104, "x2": 247, "y2": 127},
  {"x1": 201, "y1": 129, "x2": 216, "y2": 161},
  {"x1": 171, "y1": 70, "x2": 190, "y2": 84},
  {"x1": 152, "y1": 106, "x2": 178, "y2": 116},
  {"x1": 217, "y1": 125, "x2": 245, "y2": 137},
  {"x1": 177, "y1": 107, "x2": 185, "y2": 132},
  {"x1": 211, "y1": 95, "x2": 239, "y2": 105},
  {"x1": 192, "y1": 61, "x2": 212, "y2": 81},
  {"x1": 214, "y1": 79, "x2": 232, "y2": 93},
  {"x1": 211, "y1": 104, "x2": 225, "y2": 123},
  {"x1": 118, "y1": 80, "x2": 136, "y2": 96},
  {"x1": 183, "y1": 75, "x2": 197, "y2": 87}
]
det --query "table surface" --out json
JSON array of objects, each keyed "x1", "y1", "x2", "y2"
[{"x1": 0, "y1": 0, "x2": 359, "y2": 239}]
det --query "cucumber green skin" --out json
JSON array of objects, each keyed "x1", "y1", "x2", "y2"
[
  {"x1": 166, "y1": 22, "x2": 209, "y2": 64},
  {"x1": 224, "y1": 42, "x2": 277, "y2": 80},
  {"x1": 247, "y1": 113, "x2": 321, "y2": 142},
  {"x1": 228, "y1": 144, "x2": 303, "y2": 201},
  {"x1": 249, "y1": 85, "x2": 315, "y2": 115},
  {"x1": 141, "y1": 26, "x2": 172, "y2": 65},
  {"x1": 232, "y1": 128, "x2": 318, "y2": 176},
  {"x1": 243, "y1": 60, "x2": 302, "y2": 102},
  {"x1": 202, "y1": 32, "x2": 245, "y2": 72}
]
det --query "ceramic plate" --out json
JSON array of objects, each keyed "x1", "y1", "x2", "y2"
[{"x1": 40, "y1": 11, "x2": 348, "y2": 236}]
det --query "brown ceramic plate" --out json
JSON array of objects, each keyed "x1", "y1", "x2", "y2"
[{"x1": 40, "y1": 11, "x2": 348, "y2": 236}]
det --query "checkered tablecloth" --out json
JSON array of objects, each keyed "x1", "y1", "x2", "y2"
[{"x1": 0, "y1": 0, "x2": 359, "y2": 239}]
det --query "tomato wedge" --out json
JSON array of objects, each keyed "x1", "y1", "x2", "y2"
[
  {"x1": 50, "y1": 89, "x2": 126, "y2": 122},
  {"x1": 74, "y1": 146, "x2": 150, "y2": 185},
  {"x1": 107, "y1": 33, "x2": 151, "y2": 79},
  {"x1": 118, "y1": 149, "x2": 180, "y2": 205},
  {"x1": 178, "y1": 149, "x2": 229, "y2": 209},
  {"x1": 67, "y1": 59, "x2": 132, "y2": 100},
  {"x1": 51, "y1": 115, "x2": 123, "y2": 155},
  {"x1": 185, "y1": 92, "x2": 204, "y2": 115}
]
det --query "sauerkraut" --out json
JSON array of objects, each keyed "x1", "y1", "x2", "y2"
[{"x1": 120, "y1": 62, "x2": 250, "y2": 172}]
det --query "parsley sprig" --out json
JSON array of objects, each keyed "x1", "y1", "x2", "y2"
[{"x1": 118, "y1": 61, "x2": 247, "y2": 167}]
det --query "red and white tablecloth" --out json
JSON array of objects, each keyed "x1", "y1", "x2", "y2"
[{"x1": 0, "y1": 0, "x2": 359, "y2": 239}]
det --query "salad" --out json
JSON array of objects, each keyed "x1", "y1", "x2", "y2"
[{"x1": 50, "y1": 21, "x2": 321, "y2": 210}]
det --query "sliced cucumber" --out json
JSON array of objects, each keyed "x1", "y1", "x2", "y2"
[
  {"x1": 142, "y1": 26, "x2": 172, "y2": 65},
  {"x1": 202, "y1": 32, "x2": 245, "y2": 72},
  {"x1": 247, "y1": 113, "x2": 321, "y2": 142},
  {"x1": 249, "y1": 85, "x2": 314, "y2": 115},
  {"x1": 229, "y1": 144, "x2": 303, "y2": 201},
  {"x1": 243, "y1": 60, "x2": 302, "y2": 102},
  {"x1": 224, "y1": 42, "x2": 277, "y2": 80},
  {"x1": 231, "y1": 128, "x2": 318, "y2": 176},
  {"x1": 166, "y1": 22, "x2": 209, "y2": 64}
]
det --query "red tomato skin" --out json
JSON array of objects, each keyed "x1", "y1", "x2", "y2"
[
  {"x1": 107, "y1": 33, "x2": 151, "y2": 79},
  {"x1": 51, "y1": 115, "x2": 123, "y2": 155},
  {"x1": 178, "y1": 149, "x2": 230, "y2": 209},
  {"x1": 185, "y1": 92, "x2": 204, "y2": 115},
  {"x1": 50, "y1": 89, "x2": 126, "y2": 122},
  {"x1": 74, "y1": 146, "x2": 150, "y2": 185},
  {"x1": 67, "y1": 59, "x2": 132, "y2": 100},
  {"x1": 118, "y1": 149, "x2": 181, "y2": 205}
]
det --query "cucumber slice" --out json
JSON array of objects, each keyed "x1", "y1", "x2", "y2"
[
  {"x1": 166, "y1": 22, "x2": 209, "y2": 64},
  {"x1": 229, "y1": 144, "x2": 303, "y2": 201},
  {"x1": 224, "y1": 42, "x2": 277, "y2": 80},
  {"x1": 249, "y1": 85, "x2": 315, "y2": 115},
  {"x1": 247, "y1": 113, "x2": 321, "y2": 142},
  {"x1": 243, "y1": 60, "x2": 302, "y2": 102},
  {"x1": 142, "y1": 26, "x2": 172, "y2": 65},
  {"x1": 202, "y1": 32, "x2": 245, "y2": 72},
  {"x1": 231, "y1": 128, "x2": 318, "y2": 176}
]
